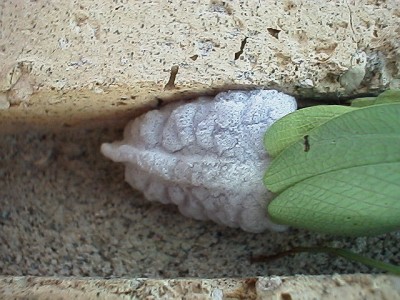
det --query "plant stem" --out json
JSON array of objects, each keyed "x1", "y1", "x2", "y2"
[{"x1": 251, "y1": 247, "x2": 400, "y2": 275}]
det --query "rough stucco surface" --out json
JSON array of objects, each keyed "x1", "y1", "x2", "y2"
[
  {"x1": 0, "y1": 0, "x2": 400, "y2": 131},
  {"x1": 1, "y1": 275, "x2": 400, "y2": 299}
]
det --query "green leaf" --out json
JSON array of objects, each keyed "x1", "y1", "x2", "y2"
[
  {"x1": 350, "y1": 89, "x2": 400, "y2": 107},
  {"x1": 350, "y1": 97, "x2": 377, "y2": 107},
  {"x1": 264, "y1": 105, "x2": 355, "y2": 158},
  {"x1": 264, "y1": 103, "x2": 400, "y2": 194},
  {"x1": 375, "y1": 89, "x2": 400, "y2": 104},
  {"x1": 268, "y1": 162, "x2": 400, "y2": 236}
]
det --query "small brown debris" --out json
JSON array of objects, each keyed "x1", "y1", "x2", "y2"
[
  {"x1": 164, "y1": 65, "x2": 179, "y2": 90},
  {"x1": 303, "y1": 135, "x2": 310, "y2": 152}
]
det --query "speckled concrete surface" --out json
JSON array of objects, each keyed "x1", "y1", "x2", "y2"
[{"x1": 1, "y1": 127, "x2": 399, "y2": 278}]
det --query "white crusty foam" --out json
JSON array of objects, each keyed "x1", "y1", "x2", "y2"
[{"x1": 101, "y1": 90, "x2": 297, "y2": 232}]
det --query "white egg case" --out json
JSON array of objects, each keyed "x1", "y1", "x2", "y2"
[{"x1": 101, "y1": 90, "x2": 297, "y2": 232}]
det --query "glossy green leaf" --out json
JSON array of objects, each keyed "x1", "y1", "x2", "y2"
[
  {"x1": 264, "y1": 103, "x2": 400, "y2": 193},
  {"x1": 268, "y1": 162, "x2": 400, "y2": 236},
  {"x1": 264, "y1": 105, "x2": 355, "y2": 158}
]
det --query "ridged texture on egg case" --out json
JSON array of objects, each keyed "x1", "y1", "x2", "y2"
[{"x1": 101, "y1": 90, "x2": 297, "y2": 232}]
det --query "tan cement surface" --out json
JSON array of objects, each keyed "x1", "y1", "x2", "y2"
[
  {"x1": 1, "y1": 274, "x2": 400, "y2": 299},
  {"x1": 1, "y1": 0, "x2": 400, "y2": 131}
]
